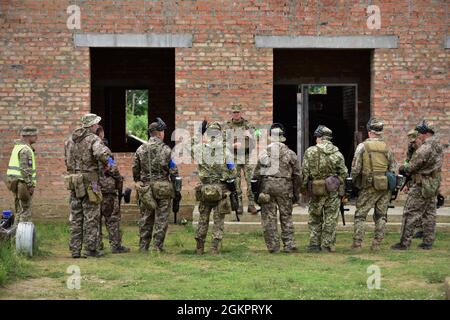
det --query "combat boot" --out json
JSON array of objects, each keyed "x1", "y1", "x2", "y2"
[
  {"x1": 322, "y1": 246, "x2": 336, "y2": 253},
  {"x1": 210, "y1": 239, "x2": 221, "y2": 255},
  {"x1": 71, "y1": 252, "x2": 86, "y2": 259},
  {"x1": 417, "y1": 243, "x2": 432, "y2": 250},
  {"x1": 83, "y1": 250, "x2": 105, "y2": 258},
  {"x1": 413, "y1": 231, "x2": 424, "y2": 239},
  {"x1": 111, "y1": 245, "x2": 130, "y2": 254},
  {"x1": 391, "y1": 243, "x2": 408, "y2": 250},
  {"x1": 350, "y1": 243, "x2": 362, "y2": 251},
  {"x1": 283, "y1": 247, "x2": 298, "y2": 253},
  {"x1": 247, "y1": 205, "x2": 257, "y2": 214},
  {"x1": 307, "y1": 245, "x2": 321, "y2": 253},
  {"x1": 196, "y1": 239, "x2": 205, "y2": 255}
]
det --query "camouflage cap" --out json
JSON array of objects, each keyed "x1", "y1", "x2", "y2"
[
  {"x1": 407, "y1": 129, "x2": 418, "y2": 142},
  {"x1": 20, "y1": 126, "x2": 38, "y2": 136},
  {"x1": 231, "y1": 104, "x2": 242, "y2": 112},
  {"x1": 313, "y1": 125, "x2": 332, "y2": 139},
  {"x1": 415, "y1": 120, "x2": 435, "y2": 134},
  {"x1": 206, "y1": 121, "x2": 222, "y2": 131},
  {"x1": 367, "y1": 118, "x2": 384, "y2": 133},
  {"x1": 81, "y1": 113, "x2": 101, "y2": 128},
  {"x1": 270, "y1": 127, "x2": 286, "y2": 142}
]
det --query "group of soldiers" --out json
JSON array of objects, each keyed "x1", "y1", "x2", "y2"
[{"x1": 4, "y1": 104, "x2": 444, "y2": 257}]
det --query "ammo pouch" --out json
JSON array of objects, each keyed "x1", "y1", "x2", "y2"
[
  {"x1": 372, "y1": 172, "x2": 388, "y2": 191},
  {"x1": 64, "y1": 175, "x2": 75, "y2": 191},
  {"x1": 311, "y1": 179, "x2": 327, "y2": 196},
  {"x1": 201, "y1": 184, "x2": 223, "y2": 203},
  {"x1": 217, "y1": 197, "x2": 232, "y2": 215},
  {"x1": 152, "y1": 181, "x2": 174, "y2": 200},
  {"x1": 420, "y1": 175, "x2": 440, "y2": 198},
  {"x1": 195, "y1": 184, "x2": 203, "y2": 202},
  {"x1": 72, "y1": 174, "x2": 86, "y2": 199},
  {"x1": 257, "y1": 192, "x2": 271, "y2": 204},
  {"x1": 5, "y1": 177, "x2": 18, "y2": 193},
  {"x1": 17, "y1": 181, "x2": 31, "y2": 202},
  {"x1": 325, "y1": 176, "x2": 340, "y2": 193},
  {"x1": 86, "y1": 181, "x2": 102, "y2": 204},
  {"x1": 135, "y1": 182, "x2": 157, "y2": 210}
]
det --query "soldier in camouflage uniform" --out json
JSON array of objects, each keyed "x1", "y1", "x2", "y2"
[
  {"x1": 95, "y1": 126, "x2": 130, "y2": 254},
  {"x1": 392, "y1": 121, "x2": 443, "y2": 250},
  {"x1": 253, "y1": 124, "x2": 301, "y2": 253},
  {"x1": 350, "y1": 118, "x2": 396, "y2": 251},
  {"x1": 222, "y1": 104, "x2": 258, "y2": 214},
  {"x1": 64, "y1": 113, "x2": 115, "y2": 258},
  {"x1": 6, "y1": 126, "x2": 38, "y2": 225},
  {"x1": 132, "y1": 118, "x2": 179, "y2": 252},
  {"x1": 301, "y1": 126, "x2": 348, "y2": 253},
  {"x1": 192, "y1": 122, "x2": 237, "y2": 255}
]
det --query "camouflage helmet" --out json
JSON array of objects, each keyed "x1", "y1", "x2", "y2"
[
  {"x1": 269, "y1": 123, "x2": 286, "y2": 142},
  {"x1": 313, "y1": 125, "x2": 333, "y2": 139},
  {"x1": 407, "y1": 129, "x2": 418, "y2": 143},
  {"x1": 206, "y1": 121, "x2": 222, "y2": 131},
  {"x1": 231, "y1": 104, "x2": 242, "y2": 112},
  {"x1": 148, "y1": 117, "x2": 167, "y2": 133},
  {"x1": 366, "y1": 118, "x2": 384, "y2": 133},
  {"x1": 415, "y1": 120, "x2": 435, "y2": 134},
  {"x1": 81, "y1": 113, "x2": 101, "y2": 128},
  {"x1": 20, "y1": 126, "x2": 38, "y2": 136}
]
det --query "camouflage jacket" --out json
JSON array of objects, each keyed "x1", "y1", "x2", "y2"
[
  {"x1": 132, "y1": 136, "x2": 178, "y2": 183},
  {"x1": 404, "y1": 135, "x2": 443, "y2": 178},
  {"x1": 222, "y1": 118, "x2": 256, "y2": 158},
  {"x1": 351, "y1": 137, "x2": 396, "y2": 182},
  {"x1": 191, "y1": 135, "x2": 237, "y2": 184},
  {"x1": 405, "y1": 142, "x2": 417, "y2": 164},
  {"x1": 64, "y1": 128, "x2": 112, "y2": 179},
  {"x1": 253, "y1": 141, "x2": 301, "y2": 195},
  {"x1": 13, "y1": 139, "x2": 35, "y2": 187},
  {"x1": 301, "y1": 140, "x2": 348, "y2": 190}
]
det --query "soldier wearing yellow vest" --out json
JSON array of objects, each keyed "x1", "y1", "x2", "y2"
[
  {"x1": 350, "y1": 118, "x2": 396, "y2": 251},
  {"x1": 6, "y1": 126, "x2": 38, "y2": 225}
]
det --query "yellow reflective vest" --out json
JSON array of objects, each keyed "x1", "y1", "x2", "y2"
[{"x1": 6, "y1": 142, "x2": 36, "y2": 186}]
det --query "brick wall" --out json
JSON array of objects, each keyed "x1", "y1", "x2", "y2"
[{"x1": 0, "y1": 0, "x2": 448, "y2": 215}]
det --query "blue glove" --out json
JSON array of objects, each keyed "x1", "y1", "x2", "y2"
[
  {"x1": 169, "y1": 159, "x2": 177, "y2": 169},
  {"x1": 107, "y1": 156, "x2": 116, "y2": 167},
  {"x1": 226, "y1": 161, "x2": 235, "y2": 170}
]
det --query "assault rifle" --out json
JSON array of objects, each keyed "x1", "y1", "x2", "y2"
[{"x1": 225, "y1": 179, "x2": 240, "y2": 222}]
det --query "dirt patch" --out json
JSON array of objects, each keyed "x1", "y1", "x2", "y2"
[{"x1": 0, "y1": 277, "x2": 80, "y2": 300}]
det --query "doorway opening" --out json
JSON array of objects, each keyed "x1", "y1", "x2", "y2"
[
  {"x1": 273, "y1": 49, "x2": 372, "y2": 167},
  {"x1": 90, "y1": 48, "x2": 175, "y2": 152}
]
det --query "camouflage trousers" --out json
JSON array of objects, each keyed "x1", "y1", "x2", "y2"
[
  {"x1": 399, "y1": 185, "x2": 436, "y2": 247},
  {"x1": 69, "y1": 191, "x2": 101, "y2": 254},
  {"x1": 195, "y1": 201, "x2": 225, "y2": 242},
  {"x1": 13, "y1": 181, "x2": 33, "y2": 225},
  {"x1": 138, "y1": 198, "x2": 170, "y2": 250},
  {"x1": 98, "y1": 193, "x2": 123, "y2": 250},
  {"x1": 236, "y1": 163, "x2": 255, "y2": 207},
  {"x1": 260, "y1": 195, "x2": 296, "y2": 252},
  {"x1": 308, "y1": 193, "x2": 340, "y2": 249},
  {"x1": 353, "y1": 187, "x2": 390, "y2": 245}
]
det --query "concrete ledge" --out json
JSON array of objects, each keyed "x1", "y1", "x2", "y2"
[
  {"x1": 445, "y1": 35, "x2": 450, "y2": 49},
  {"x1": 74, "y1": 33, "x2": 193, "y2": 48},
  {"x1": 255, "y1": 35, "x2": 398, "y2": 49}
]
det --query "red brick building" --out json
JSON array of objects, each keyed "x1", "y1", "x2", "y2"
[{"x1": 0, "y1": 0, "x2": 448, "y2": 217}]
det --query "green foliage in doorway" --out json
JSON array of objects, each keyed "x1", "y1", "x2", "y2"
[{"x1": 126, "y1": 89, "x2": 148, "y2": 141}]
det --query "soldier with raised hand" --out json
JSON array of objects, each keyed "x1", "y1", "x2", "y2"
[
  {"x1": 222, "y1": 103, "x2": 258, "y2": 215},
  {"x1": 192, "y1": 121, "x2": 238, "y2": 255},
  {"x1": 95, "y1": 126, "x2": 130, "y2": 254},
  {"x1": 252, "y1": 123, "x2": 301, "y2": 253},
  {"x1": 6, "y1": 126, "x2": 38, "y2": 225},
  {"x1": 64, "y1": 113, "x2": 115, "y2": 258},
  {"x1": 132, "y1": 118, "x2": 179, "y2": 253},
  {"x1": 301, "y1": 126, "x2": 348, "y2": 253},
  {"x1": 392, "y1": 120, "x2": 443, "y2": 250},
  {"x1": 350, "y1": 118, "x2": 396, "y2": 251}
]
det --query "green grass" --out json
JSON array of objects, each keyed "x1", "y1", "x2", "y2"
[
  {"x1": 0, "y1": 241, "x2": 33, "y2": 286},
  {"x1": 0, "y1": 221, "x2": 449, "y2": 300}
]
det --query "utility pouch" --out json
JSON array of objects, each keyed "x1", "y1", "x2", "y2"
[
  {"x1": 152, "y1": 181, "x2": 174, "y2": 200},
  {"x1": 136, "y1": 182, "x2": 157, "y2": 210},
  {"x1": 421, "y1": 176, "x2": 440, "y2": 199},
  {"x1": 201, "y1": 184, "x2": 222, "y2": 203},
  {"x1": 325, "y1": 176, "x2": 340, "y2": 193},
  {"x1": 257, "y1": 192, "x2": 271, "y2": 204},
  {"x1": 217, "y1": 197, "x2": 231, "y2": 215},
  {"x1": 87, "y1": 182, "x2": 102, "y2": 204},
  {"x1": 17, "y1": 182, "x2": 31, "y2": 202},
  {"x1": 311, "y1": 180, "x2": 327, "y2": 196},
  {"x1": 64, "y1": 175, "x2": 75, "y2": 191},
  {"x1": 372, "y1": 174, "x2": 388, "y2": 191},
  {"x1": 5, "y1": 177, "x2": 18, "y2": 193},
  {"x1": 73, "y1": 174, "x2": 86, "y2": 199}
]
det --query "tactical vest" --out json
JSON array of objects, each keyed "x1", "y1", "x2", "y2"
[
  {"x1": 7, "y1": 143, "x2": 37, "y2": 186},
  {"x1": 361, "y1": 140, "x2": 388, "y2": 187}
]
